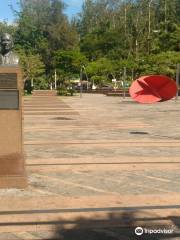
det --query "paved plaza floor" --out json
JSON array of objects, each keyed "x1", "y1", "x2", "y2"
[{"x1": 0, "y1": 93, "x2": 180, "y2": 239}]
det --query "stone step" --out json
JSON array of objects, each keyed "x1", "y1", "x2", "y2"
[
  {"x1": 0, "y1": 205, "x2": 177, "y2": 233},
  {"x1": 24, "y1": 107, "x2": 70, "y2": 110},
  {"x1": 24, "y1": 111, "x2": 79, "y2": 115},
  {"x1": 32, "y1": 90, "x2": 57, "y2": 96},
  {"x1": 0, "y1": 208, "x2": 178, "y2": 240}
]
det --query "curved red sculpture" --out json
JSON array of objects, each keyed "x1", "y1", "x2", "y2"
[{"x1": 129, "y1": 75, "x2": 177, "y2": 104}]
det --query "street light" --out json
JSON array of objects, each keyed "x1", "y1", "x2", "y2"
[
  {"x1": 176, "y1": 63, "x2": 180, "y2": 101},
  {"x1": 54, "y1": 69, "x2": 57, "y2": 90},
  {"x1": 148, "y1": 0, "x2": 153, "y2": 37},
  {"x1": 148, "y1": 0, "x2": 153, "y2": 54},
  {"x1": 164, "y1": 0, "x2": 167, "y2": 32},
  {"x1": 80, "y1": 66, "x2": 83, "y2": 98}
]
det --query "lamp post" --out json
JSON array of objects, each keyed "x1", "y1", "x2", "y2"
[
  {"x1": 123, "y1": 67, "x2": 127, "y2": 99},
  {"x1": 164, "y1": 0, "x2": 167, "y2": 32},
  {"x1": 80, "y1": 66, "x2": 83, "y2": 98},
  {"x1": 54, "y1": 69, "x2": 57, "y2": 90},
  {"x1": 176, "y1": 63, "x2": 180, "y2": 101},
  {"x1": 148, "y1": 0, "x2": 153, "y2": 54},
  {"x1": 31, "y1": 78, "x2": 34, "y2": 88},
  {"x1": 148, "y1": 0, "x2": 153, "y2": 37},
  {"x1": 82, "y1": 65, "x2": 89, "y2": 90}
]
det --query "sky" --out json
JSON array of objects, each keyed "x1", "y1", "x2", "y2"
[{"x1": 0, "y1": 0, "x2": 84, "y2": 23}]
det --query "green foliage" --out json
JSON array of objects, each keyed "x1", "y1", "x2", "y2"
[
  {"x1": 80, "y1": 29, "x2": 125, "y2": 60},
  {"x1": 77, "y1": 0, "x2": 180, "y2": 85},
  {"x1": 24, "y1": 79, "x2": 33, "y2": 94},
  {"x1": 57, "y1": 86, "x2": 76, "y2": 96},
  {"x1": 33, "y1": 76, "x2": 49, "y2": 90},
  {"x1": 18, "y1": 49, "x2": 45, "y2": 88},
  {"x1": 91, "y1": 75, "x2": 107, "y2": 86},
  {"x1": 54, "y1": 50, "x2": 87, "y2": 77},
  {"x1": 137, "y1": 51, "x2": 180, "y2": 78},
  {"x1": 86, "y1": 58, "x2": 114, "y2": 76},
  {"x1": 0, "y1": 0, "x2": 179, "y2": 89},
  {"x1": 57, "y1": 86, "x2": 68, "y2": 96},
  {"x1": 50, "y1": 49, "x2": 84, "y2": 90},
  {"x1": 14, "y1": 0, "x2": 79, "y2": 78},
  {"x1": 67, "y1": 87, "x2": 76, "y2": 96},
  {"x1": 0, "y1": 21, "x2": 17, "y2": 36}
]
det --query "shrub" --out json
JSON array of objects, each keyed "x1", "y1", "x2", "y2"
[
  {"x1": 67, "y1": 88, "x2": 76, "y2": 96},
  {"x1": 24, "y1": 79, "x2": 33, "y2": 94},
  {"x1": 57, "y1": 87, "x2": 68, "y2": 96}
]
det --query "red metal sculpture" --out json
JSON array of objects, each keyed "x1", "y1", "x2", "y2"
[{"x1": 129, "y1": 75, "x2": 177, "y2": 103}]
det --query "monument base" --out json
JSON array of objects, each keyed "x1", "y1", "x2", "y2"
[
  {"x1": 0, "y1": 175, "x2": 27, "y2": 189},
  {"x1": 0, "y1": 67, "x2": 27, "y2": 189},
  {"x1": 0, "y1": 153, "x2": 27, "y2": 189}
]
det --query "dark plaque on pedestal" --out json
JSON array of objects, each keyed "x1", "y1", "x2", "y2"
[
  {"x1": 0, "y1": 73, "x2": 17, "y2": 89},
  {"x1": 0, "y1": 90, "x2": 19, "y2": 109}
]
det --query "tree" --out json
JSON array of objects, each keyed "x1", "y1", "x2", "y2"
[
  {"x1": 19, "y1": 49, "x2": 45, "y2": 87},
  {"x1": 86, "y1": 57, "x2": 116, "y2": 86},
  {"x1": 0, "y1": 21, "x2": 17, "y2": 37},
  {"x1": 14, "y1": 0, "x2": 79, "y2": 77},
  {"x1": 54, "y1": 50, "x2": 87, "y2": 79},
  {"x1": 5, "y1": 0, "x2": 179, "y2": 88}
]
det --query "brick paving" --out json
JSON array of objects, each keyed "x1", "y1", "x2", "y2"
[{"x1": 0, "y1": 92, "x2": 180, "y2": 239}]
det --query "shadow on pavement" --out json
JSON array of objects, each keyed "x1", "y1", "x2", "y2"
[{"x1": 51, "y1": 211, "x2": 180, "y2": 240}]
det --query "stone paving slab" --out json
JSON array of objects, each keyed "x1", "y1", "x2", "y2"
[{"x1": 0, "y1": 93, "x2": 180, "y2": 239}]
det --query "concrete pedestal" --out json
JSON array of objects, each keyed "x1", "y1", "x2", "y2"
[{"x1": 0, "y1": 66, "x2": 27, "y2": 188}]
